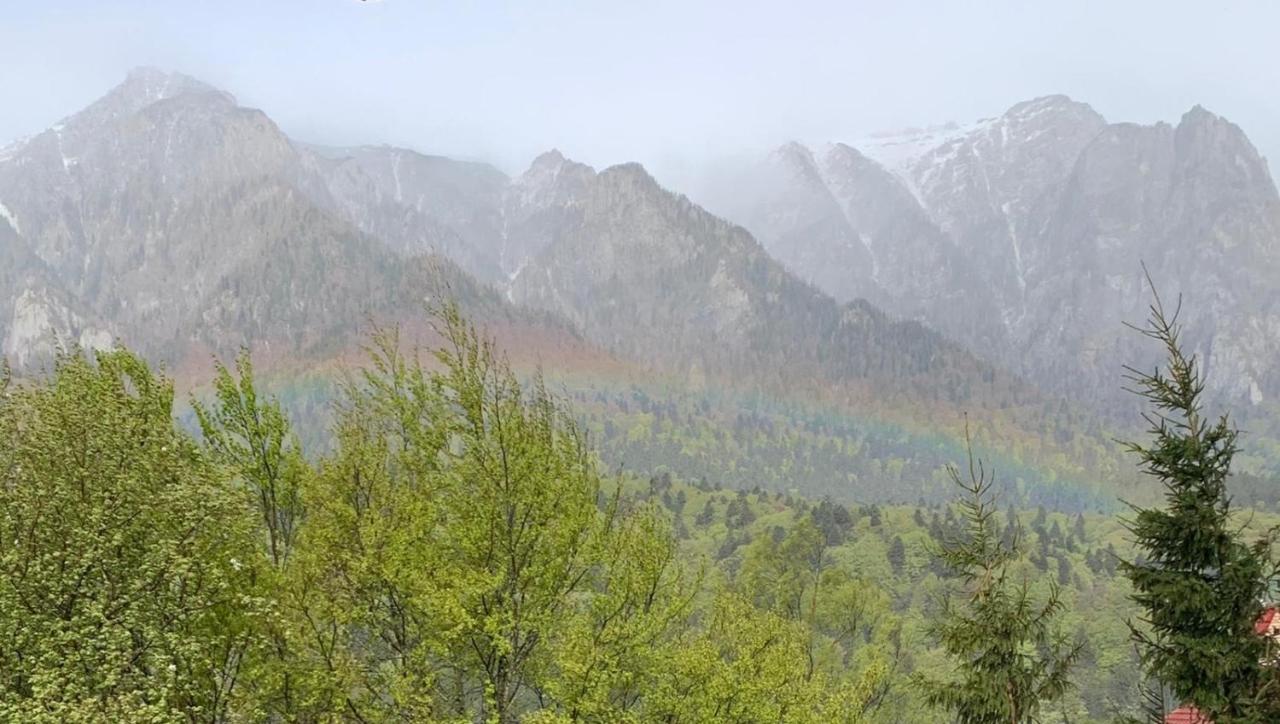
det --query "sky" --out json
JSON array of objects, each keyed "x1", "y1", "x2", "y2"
[{"x1": 2, "y1": 1, "x2": 1278, "y2": 186}]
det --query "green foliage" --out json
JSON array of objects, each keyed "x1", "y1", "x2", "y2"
[
  {"x1": 192, "y1": 350, "x2": 317, "y2": 720},
  {"x1": 194, "y1": 350, "x2": 306, "y2": 568},
  {"x1": 921, "y1": 430, "x2": 1080, "y2": 723},
  {"x1": 566, "y1": 382, "x2": 1122, "y2": 512},
  {"x1": 642, "y1": 591, "x2": 884, "y2": 723},
  {"x1": 1120, "y1": 294, "x2": 1280, "y2": 722},
  {"x1": 280, "y1": 323, "x2": 459, "y2": 720},
  {"x1": 0, "y1": 304, "x2": 1202, "y2": 722},
  {"x1": 0, "y1": 350, "x2": 257, "y2": 722}
]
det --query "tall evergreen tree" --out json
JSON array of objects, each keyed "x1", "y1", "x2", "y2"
[
  {"x1": 922, "y1": 428, "x2": 1080, "y2": 723},
  {"x1": 1120, "y1": 290, "x2": 1280, "y2": 722},
  {"x1": 888, "y1": 536, "x2": 907, "y2": 575}
]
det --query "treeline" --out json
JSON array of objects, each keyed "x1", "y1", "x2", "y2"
[
  {"x1": 261, "y1": 367, "x2": 1122, "y2": 513},
  {"x1": 576, "y1": 388, "x2": 1116, "y2": 512}
]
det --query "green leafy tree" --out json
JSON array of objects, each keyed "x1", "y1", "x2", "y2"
[
  {"x1": 279, "y1": 321, "x2": 473, "y2": 721},
  {"x1": 193, "y1": 351, "x2": 313, "y2": 720},
  {"x1": 737, "y1": 517, "x2": 899, "y2": 716},
  {"x1": 0, "y1": 350, "x2": 257, "y2": 722},
  {"x1": 922, "y1": 429, "x2": 1080, "y2": 723},
  {"x1": 194, "y1": 350, "x2": 305, "y2": 568},
  {"x1": 429, "y1": 304, "x2": 605, "y2": 722},
  {"x1": 276, "y1": 304, "x2": 681, "y2": 722},
  {"x1": 695, "y1": 500, "x2": 715, "y2": 527},
  {"x1": 538, "y1": 501, "x2": 699, "y2": 720},
  {"x1": 645, "y1": 592, "x2": 882, "y2": 723},
  {"x1": 1120, "y1": 292, "x2": 1280, "y2": 722}
]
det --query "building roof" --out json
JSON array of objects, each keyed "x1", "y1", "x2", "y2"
[
  {"x1": 1255, "y1": 606, "x2": 1277, "y2": 636},
  {"x1": 1165, "y1": 706, "x2": 1211, "y2": 724}
]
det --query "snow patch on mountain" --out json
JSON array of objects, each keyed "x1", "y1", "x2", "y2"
[
  {"x1": 854, "y1": 121, "x2": 979, "y2": 202},
  {"x1": 0, "y1": 202, "x2": 19, "y2": 235}
]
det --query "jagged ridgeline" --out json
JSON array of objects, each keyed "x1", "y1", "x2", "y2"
[
  {"x1": 695, "y1": 98, "x2": 1280, "y2": 415},
  {"x1": 3, "y1": 68, "x2": 1277, "y2": 511}
]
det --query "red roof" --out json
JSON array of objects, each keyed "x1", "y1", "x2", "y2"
[{"x1": 1255, "y1": 606, "x2": 1277, "y2": 635}]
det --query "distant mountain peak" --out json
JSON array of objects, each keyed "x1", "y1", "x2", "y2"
[
  {"x1": 824, "y1": 142, "x2": 870, "y2": 163},
  {"x1": 599, "y1": 160, "x2": 654, "y2": 180},
  {"x1": 530, "y1": 148, "x2": 568, "y2": 169},
  {"x1": 768, "y1": 141, "x2": 829, "y2": 188},
  {"x1": 517, "y1": 149, "x2": 596, "y2": 184},
  {"x1": 1171, "y1": 103, "x2": 1277, "y2": 194},
  {"x1": 1174, "y1": 103, "x2": 1262, "y2": 155},
  {"x1": 1006, "y1": 93, "x2": 1087, "y2": 113},
  {"x1": 712, "y1": 92, "x2": 1280, "y2": 410},
  {"x1": 594, "y1": 161, "x2": 669, "y2": 199},
  {"x1": 1175, "y1": 103, "x2": 1242, "y2": 137},
  {"x1": 998, "y1": 95, "x2": 1106, "y2": 132},
  {"x1": 113, "y1": 66, "x2": 233, "y2": 108},
  {"x1": 1182, "y1": 103, "x2": 1213, "y2": 119},
  {"x1": 38, "y1": 67, "x2": 237, "y2": 149},
  {"x1": 774, "y1": 140, "x2": 816, "y2": 162}
]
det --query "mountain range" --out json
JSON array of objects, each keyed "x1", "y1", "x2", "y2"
[
  {"x1": 0, "y1": 68, "x2": 1013, "y2": 405},
  {"x1": 0, "y1": 68, "x2": 1276, "y2": 506},
  {"x1": 694, "y1": 95, "x2": 1280, "y2": 412}
]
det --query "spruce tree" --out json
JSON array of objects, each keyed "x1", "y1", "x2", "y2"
[
  {"x1": 1120, "y1": 291, "x2": 1279, "y2": 722},
  {"x1": 922, "y1": 428, "x2": 1080, "y2": 723},
  {"x1": 888, "y1": 536, "x2": 907, "y2": 575}
]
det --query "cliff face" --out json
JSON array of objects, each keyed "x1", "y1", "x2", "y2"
[{"x1": 701, "y1": 97, "x2": 1280, "y2": 409}]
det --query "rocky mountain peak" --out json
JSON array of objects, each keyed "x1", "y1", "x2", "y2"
[
  {"x1": 0, "y1": 68, "x2": 346, "y2": 363},
  {"x1": 1002, "y1": 94, "x2": 1104, "y2": 127},
  {"x1": 1174, "y1": 105, "x2": 1274, "y2": 186},
  {"x1": 821, "y1": 142, "x2": 878, "y2": 175},
  {"x1": 1176, "y1": 104, "x2": 1247, "y2": 144},
  {"x1": 772, "y1": 140, "x2": 817, "y2": 166},
  {"x1": 596, "y1": 161, "x2": 663, "y2": 193},
  {"x1": 120, "y1": 66, "x2": 231, "y2": 104},
  {"x1": 769, "y1": 141, "x2": 834, "y2": 191},
  {"x1": 63, "y1": 68, "x2": 235, "y2": 135},
  {"x1": 517, "y1": 149, "x2": 594, "y2": 188},
  {"x1": 704, "y1": 94, "x2": 1280, "y2": 409},
  {"x1": 526, "y1": 148, "x2": 570, "y2": 172}
]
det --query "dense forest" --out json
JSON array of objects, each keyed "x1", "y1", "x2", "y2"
[
  {"x1": 2, "y1": 301, "x2": 1279, "y2": 722},
  {"x1": 261, "y1": 370, "x2": 1124, "y2": 514}
]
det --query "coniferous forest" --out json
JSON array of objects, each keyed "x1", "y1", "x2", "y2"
[{"x1": 3, "y1": 300, "x2": 1278, "y2": 723}]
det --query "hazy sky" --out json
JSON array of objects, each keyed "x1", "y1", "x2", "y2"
[{"x1": 3, "y1": 1, "x2": 1278, "y2": 185}]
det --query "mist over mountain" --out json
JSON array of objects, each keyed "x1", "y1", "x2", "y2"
[
  {"x1": 0, "y1": 70, "x2": 1010, "y2": 403},
  {"x1": 13, "y1": 0, "x2": 1280, "y2": 716},
  {"x1": 695, "y1": 95, "x2": 1280, "y2": 413},
  {"x1": 0, "y1": 69, "x2": 552, "y2": 367},
  {"x1": 2, "y1": 67, "x2": 1278, "y2": 513},
  {"x1": 8, "y1": 0, "x2": 1280, "y2": 718}
]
